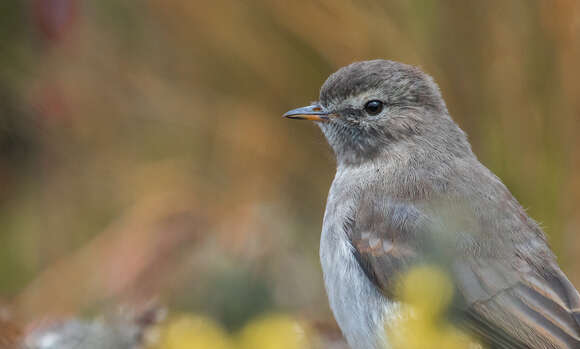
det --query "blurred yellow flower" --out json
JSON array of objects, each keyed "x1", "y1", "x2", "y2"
[
  {"x1": 152, "y1": 314, "x2": 236, "y2": 349},
  {"x1": 388, "y1": 265, "x2": 481, "y2": 349},
  {"x1": 238, "y1": 314, "x2": 312, "y2": 349},
  {"x1": 149, "y1": 312, "x2": 313, "y2": 349}
]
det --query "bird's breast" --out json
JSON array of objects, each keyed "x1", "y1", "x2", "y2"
[{"x1": 320, "y1": 194, "x2": 401, "y2": 349}]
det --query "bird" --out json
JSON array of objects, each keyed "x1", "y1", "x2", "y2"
[{"x1": 283, "y1": 60, "x2": 580, "y2": 349}]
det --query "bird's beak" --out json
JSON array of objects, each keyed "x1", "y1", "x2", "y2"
[{"x1": 283, "y1": 104, "x2": 334, "y2": 121}]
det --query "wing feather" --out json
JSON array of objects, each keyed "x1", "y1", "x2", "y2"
[{"x1": 348, "y1": 214, "x2": 580, "y2": 348}]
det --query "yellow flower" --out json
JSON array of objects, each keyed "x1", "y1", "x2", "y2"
[
  {"x1": 388, "y1": 265, "x2": 481, "y2": 349},
  {"x1": 237, "y1": 314, "x2": 312, "y2": 349},
  {"x1": 153, "y1": 314, "x2": 236, "y2": 349}
]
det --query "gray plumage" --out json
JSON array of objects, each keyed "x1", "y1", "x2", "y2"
[{"x1": 285, "y1": 60, "x2": 580, "y2": 349}]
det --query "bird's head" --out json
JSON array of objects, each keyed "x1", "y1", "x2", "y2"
[{"x1": 284, "y1": 60, "x2": 469, "y2": 165}]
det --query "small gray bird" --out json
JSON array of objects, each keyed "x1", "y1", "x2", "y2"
[{"x1": 284, "y1": 60, "x2": 580, "y2": 349}]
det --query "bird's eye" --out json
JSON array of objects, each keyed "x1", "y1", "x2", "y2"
[{"x1": 364, "y1": 100, "x2": 383, "y2": 116}]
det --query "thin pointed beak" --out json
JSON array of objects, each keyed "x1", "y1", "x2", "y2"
[{"x1": 283, "y1": 104, "x2": 334, "y2": 121}]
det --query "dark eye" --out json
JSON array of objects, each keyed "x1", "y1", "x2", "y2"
[{"x1": 364, "y1": 100, "x2": 383, "y2": 115}]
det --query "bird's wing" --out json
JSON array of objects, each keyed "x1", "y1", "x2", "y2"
[
  {"x1": 453, "y1": 257, "x2": 580, "y2": 348},
  {"x1": 346, "y1": 200, "x2": 580, "y2": 348}
]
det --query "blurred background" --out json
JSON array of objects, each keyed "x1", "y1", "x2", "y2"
[{"x1": 0, "y1": 0, "x2": 579, "y2": 348}]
